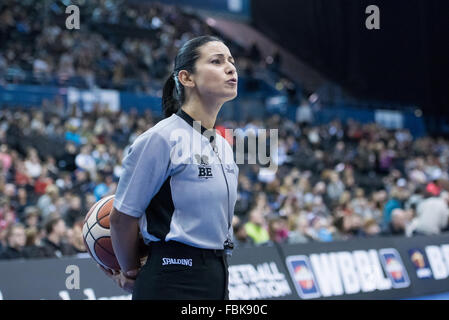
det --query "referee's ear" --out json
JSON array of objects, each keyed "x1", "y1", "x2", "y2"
[{"x1": 178, "y1": 70, "x2": 195, "y2": 89}]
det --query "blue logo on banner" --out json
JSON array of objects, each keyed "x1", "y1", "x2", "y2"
[
  {"x1": 408, "y1": 248, "x2": 432, "y2": 279},
  {"x1": 286, "y1": 255, "x2": 320, "y2": 299},
  {"x1": 379, "y1": 248, "x2": 410, "y2": 288}
]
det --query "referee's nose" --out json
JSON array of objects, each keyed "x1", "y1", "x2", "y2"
[{"x1": 225, "y1": 61, "x2": 237, "y2": 77}]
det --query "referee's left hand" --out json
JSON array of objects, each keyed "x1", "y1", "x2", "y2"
[
  {"x1": 97, "y1": 264, "x2": 139, "y2": 293},
  {"x1": 118, "y1": 269, "x2": 139, "y2": 293}
]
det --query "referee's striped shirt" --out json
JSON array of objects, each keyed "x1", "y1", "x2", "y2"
[{"x1": 114, "y1": 108, "x2": 239, "y2": 250}]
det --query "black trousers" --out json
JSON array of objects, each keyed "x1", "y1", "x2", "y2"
[{"x1": 132, "y1": 241, "x2": 229, "y2": 300}]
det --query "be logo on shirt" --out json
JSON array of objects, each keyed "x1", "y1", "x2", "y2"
[{"x1": 195, "y1": 154, "x2": 213, "y2": 179}]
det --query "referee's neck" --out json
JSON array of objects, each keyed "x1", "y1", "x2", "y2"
[{"x1": 181, "y1": 99, "x2": 221, "y2": 130}]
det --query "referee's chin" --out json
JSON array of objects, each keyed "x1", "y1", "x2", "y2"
[{"x1": 222, "y1": 89, "x2": 238, "y2": 102}]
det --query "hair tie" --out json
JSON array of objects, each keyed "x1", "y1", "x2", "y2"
[{"x1": 173, "y1": 72, "x2": 181, "y2": 98}]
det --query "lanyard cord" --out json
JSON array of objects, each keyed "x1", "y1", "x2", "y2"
[{"x1": 212, "y1": 143, "x2": 232, "y2": 241}]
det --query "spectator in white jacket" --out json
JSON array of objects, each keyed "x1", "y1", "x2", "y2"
[{"x1": 412, "y1": 191, "x2": 449, "y2": 235}]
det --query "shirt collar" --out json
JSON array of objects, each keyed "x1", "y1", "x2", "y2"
[{"x1": 175, "y1": 108, "x2": 216, "y2": 144}]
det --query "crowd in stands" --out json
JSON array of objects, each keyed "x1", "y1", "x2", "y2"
[
  {"x1": 1, "y1": 99, "x2": 449, "y2": 259},
  {"x1": 0, "y1": 0, "x2": 294, "y2": 261},
  {"x1": 232, "y1": 111, "x2": 449, "y2": 247},
  {"x1": 1, "y1": 1, "x2": 449, "y2": 261},
  {"x1": 0, "y1": 0, "x2": 287, "y2": 96}
]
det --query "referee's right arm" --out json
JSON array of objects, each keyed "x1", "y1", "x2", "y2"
[
  {"x1": 111, "y1": 130, "x2": 172, "y2": 273},
  {"x1": 110, "y1": 208, "x2": 141, "y2": 273}
]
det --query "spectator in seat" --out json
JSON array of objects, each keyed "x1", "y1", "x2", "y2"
[
  {"x1": 232, "y1": 218, "x2": 254, "y2": 248},
  {"x1": 0, "y1": 223, "x2": 27, "y2": 260},
  {"x1": 382, "y1": 187, "x2": 403, "y2": 229},
  {"x1": 362, "y1": 218, "x2": 381, "y2": 237},
  {"x1": 57, "y1": 142, "x2": 78, "y2": 172},
  {"x1": 64, "y1": 194, "x2": 83, "y2": 228},
  {"x1": 288, "y1": 213, "x2": 312, "y2": 244},
  {"x1": 268, "y1": 215, "x2": 289, "y2": 243},
  {"x1": 66, "y1": 217, "x2": 87, "y2": 254},
  {"x1": 244, "y1": 206, "x2": 270, "y2": 245},
  {"x1": 296, "y1": 98, "x2": 313, "y2": 126},
  {"x1": 24, "y1": 206, "x2": 40, "y2": 230},
  {"x1": 412, "y1": 191, "x2": 449, "y2": 235},
  {"x1": 326, "y1": 172, "x2": 345, "y2": 205},
  {"x1": 382, "y1": 208, "x2": 409, "y2": 236},
  {"x1": 23, "y1": 227, "x2": 45, "y2": 259},
  {"x1": 40, "y1": 217, "x2": 76, "y2": 258},
  {"x1": 36, "y1": 184, "x2": 59, "y2": 220},
  {"x1": 13, "y1": 187, "x2": 32, "y2": 220}
]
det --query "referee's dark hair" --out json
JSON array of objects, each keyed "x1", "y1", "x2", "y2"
[{"x1": 162, "y1": 35, "x2": 223, "y2": 118}]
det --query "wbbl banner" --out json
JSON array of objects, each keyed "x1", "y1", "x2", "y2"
[
  {"x1": 281, "y1": 235, "x2": 449, "y2": 299},
  {"x1": 284, "y1": 246, "x2": 411, "y2": 299},
  {"x1": 1, "y1": 235, "x2": 449, "y2": 299},
  {"x1": 227, "y1": 244, "x2": 296, "y2": 300}
]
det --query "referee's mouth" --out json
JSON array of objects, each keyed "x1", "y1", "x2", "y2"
[{"x1": 226, "y1": 78, "x2": 237, "y2": 86}]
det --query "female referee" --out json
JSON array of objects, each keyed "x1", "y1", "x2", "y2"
[{"x1": 100, "y1": 35, "x2": 239, "y2": 300}]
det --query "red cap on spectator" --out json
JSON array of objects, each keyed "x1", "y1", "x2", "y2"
[{"x1": 426, "y1": 182, "x2": 441, "y2": 196}]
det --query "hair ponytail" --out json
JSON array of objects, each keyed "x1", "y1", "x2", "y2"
[
  {"x1": 161, "y1": 36, "x2": 224, "y2": 119},
  {"x1": 162, "y1": 73, "x2": 180, "y2": 118}
]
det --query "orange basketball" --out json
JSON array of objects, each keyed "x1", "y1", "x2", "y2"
[
  {"x1": 82, "y1": 195, "x2": 149, "y2": 271},
  {"x1": 83, "y1": 195, "x2": 120, "y2": 270}
]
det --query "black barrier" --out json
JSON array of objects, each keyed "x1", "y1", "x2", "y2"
[
  {"x1": 0, "y1": 256, "x2": 129, "y2": 300},
  {"x1": 227, "y1": 244, "x2": 297, "y2": 300},
  {"x1": 281, "y1": 238, "x2": 413, "y2": 300},
  {"x1": 392, "y1": 234, "x2": 449, "y2": 299},
  {"x1": 281, "y1": 234, "x2": 449, "y2": 300},
  {"x1": 1, "y1": 235, "x2": 449, "y2": 300}
]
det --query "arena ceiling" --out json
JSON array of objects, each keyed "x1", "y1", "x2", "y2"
[{"x1": 251, "y1": 0, "x2": 449, "y2": 121}]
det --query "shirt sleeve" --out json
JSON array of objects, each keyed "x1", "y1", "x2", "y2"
[{"x1": 113, "y1": 131, "x2": 171, "y2": 218}]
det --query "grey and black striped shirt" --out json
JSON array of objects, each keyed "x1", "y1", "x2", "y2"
[{"x1": 114, "y1": 108, "x2": 238, "y2": 250}]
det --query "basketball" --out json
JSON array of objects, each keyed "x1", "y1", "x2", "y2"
[
  {"x1": 82, "y1": 195, "x2": 120, "y2": 270},
  {"x1": 83, "y1": 195, "x2": 150, "y2": 271}
]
